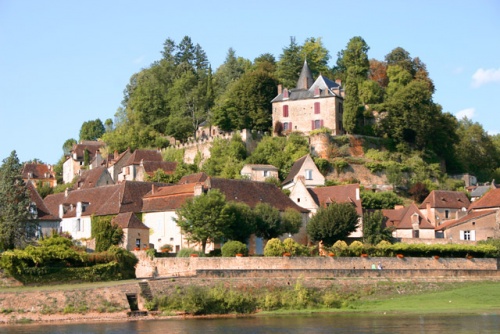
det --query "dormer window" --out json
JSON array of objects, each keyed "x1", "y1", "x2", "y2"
[
  {"x1": 314, "y1": 86, "x2": 320, "y2": 97},
  {"x1": 283, "y1": 89, "x2": 289, "y2": 99}
]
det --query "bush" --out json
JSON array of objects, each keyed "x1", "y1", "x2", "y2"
[
  {"x1": 348, "y1": 241, "x2": 364, "y2": 256},
  {"x1": 264, "y1": 238, "x2": 285, "y2": 256},
  {"x1": 332, "y1": 240, "x2": 349, "y2": 256},
  {"x1": 177, "y1": 248, "x2": 204, "y2": 257},
  {"x1": 221, "y1": 241, "x2": 248, "y2": 257},
  {"x1": 282, "y1": 238, "x2": 310, "y2": 256}
]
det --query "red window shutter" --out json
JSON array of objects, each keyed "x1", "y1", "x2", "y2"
[
  {"x1": 289, "y1": 122, "x2": 292, "y2": 130},
  {"x1": 314, "y1": 102, "x2": 320, "y2": 114},
  {"x1": 283, "y1": 105, "x2": 289, "y2": 117},
  {"x1": 311, "y1": 120, "x2": 315, "y2": 130}
]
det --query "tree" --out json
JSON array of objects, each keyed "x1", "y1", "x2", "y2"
[
  {"x1": 175, "y1": 189, "x2": 229, "y2": 253},
  {"x1": 202, "y1": 134, "x2": 247, "y2": 178},
  {"x1": 276, "y1": 37, "x2": 303, "y2": 89},
  {"x1": 306, "y1": 202, "x2": 359, "y2": 246},
  {"x1": 91, "y1": 215, "x2": 124, "y2": 252},
  {"x1": 222, "y1": 202, "x2": 256, "y2": 243},
  {"x1": 0, "y1": 151, "x2": 35, "y2": 250},
  {"x1": 253, "y1": 203, "x2": 301, "y2": 240},
  {"x1": 360, "y1": 191, "x2": 403, "y2": 209},
  {"x1": 62, "y1": 138, "x2": 77, "y2": 156},
  {"x1": 362, "y1": 210, "x2": 392, "y2": 244},
  {"x1": 79, "y1": 119, "x2": 105, "y2": 141}
]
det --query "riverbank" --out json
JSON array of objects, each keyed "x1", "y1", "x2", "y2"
[{"x1": 1, "y1": 277, "x2": 499, "y2": 326}]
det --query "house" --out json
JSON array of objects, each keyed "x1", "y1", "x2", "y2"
[
  {"x1": 419, "y1": 190, "x2": 470, "y2": 227},
  {"x1": 141, "y1": 176, "x2": 310, "y2": 253},
  {"x1": 63, "y1": 141, "x2": 106, "y2": 183},
  {"x1": 240, "y1": 164, "x2": 279, "y2": 182},
  {"x1": 135, "y1": 160, "x2": 177, "y2": 182},
  {"x1": 44, "y1": 181, "x2": 162, "y2": 245},
  {"x1": 107, "y1": 148, "x2": 132, "y2": 182},
  {"x1": 27, "y1": 182, "x2": 60, "y2": 238},
  {"x1": 271, "y1": 60, "x2": 344, "y2": 136},
  {"x1": 117, "y1": 149, "x2": 167, "y2": 182},
  {"x1": 178, "y1": 172, "x2": 208, "y2": 185},
  {"x1": 289, "y1": 179, "x2": 363, "y2": 238},
  {"x1": 382, "y1": 204, "x2": 435, "y2": 240},
  {"x1": 22, "y1": 163, "x2": 57, "y2": 188},
  {"x1": 434, "y1": 188, "x2": 500, "y2": 242},
  {"x1": 112, "y1": 212, "x2": 150, "y2": 251},
  {"x1": 469, "y1": 180, "x2": 497, "y2": 202},
  {"x1": 73, "y1": 166, "x2": 114, "y2": 190},
  {"x1": 282, "y1": 154, "x2": 325, "y2": 191}
]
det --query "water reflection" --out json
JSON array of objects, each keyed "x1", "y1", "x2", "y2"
[{"x1": 2, "y1": 313, "x2": 500, "y2": 333}]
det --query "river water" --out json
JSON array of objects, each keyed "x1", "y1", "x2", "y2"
[{"x1": 2, "y1": 313, "x2": 500, "y2": 333}]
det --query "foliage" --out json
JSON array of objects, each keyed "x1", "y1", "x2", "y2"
[
  {"x1": 263, "y1": 238, "x2": 285, "y2": 256},
  {"x1": 91, "y1": 215, "x2": 124, "y2": 252},
  {"x1": 222, "y1": 202, "x2": 256, "y2": 243},
  {"x1": 79, "y1": 119, "x2": 105, "y2": 141},
  {"x1": 314, "y1": 158, "x2": 332, "y2": 176},
  {"x1": 176, "y1": 247, "x2": 205, "y2": 257},
  {"x1": 408, "y1": 182, "x2": 430, "y2": 203},
  {"x1": 360, "y1": 191, "x2": 403, "y2": 209},
  {"x1": 221, "y1": 240, "x2": 248, "y2": 257},
  {"x1": 0, "y1": 151, "x2": 35, "y2": 250},
  {"x1": 332, "y1": 240, "x2": 349, "y2": 256},
  {"x1": 202, "y1": 134, "x2": 247, "y2": 178},
  {"x1": 363, "y1": 210, "x2": 393, "y2": 244},
  {"x1": 254, "y1": 204, "x2": 301, "y2": 240},
  {"x1": 306, "y1": 202, "x2": 359, "y2": 246},
  {"x1": 175, "y1": 189, "x2": 229, "y2": 253},
  {"x1": 332, "y1": 158, "x2": 349, "y2": 174},
  {"x1": 282, "y1": 238, "x2": 311, "y2": 256}
]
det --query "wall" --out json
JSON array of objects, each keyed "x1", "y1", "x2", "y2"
[
  {"x1": 134, "y1": 252, "x2": 498, "y2": 279},
  {"x1": 445, "y1": 212, "x2": 500, "y2": 242}
]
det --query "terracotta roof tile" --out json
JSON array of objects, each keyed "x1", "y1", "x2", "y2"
[
  {"x1": 419, "y1": 190, "x2": 470, "y2": 209},
  {"x1": 112, "y1": 212, "x2": 148, "y2": 229},
  {"x1": 142, "y1": 161, "x2": 177, "y2": 175},
  {"x1": 27, "y1": 182, "x2": 59, "y2": 221},
  {"x1": 382, "y1": 203, "x2": 434, "y2": 229},
  {"x1": 22, "y1": 163, "x2": 55, "y2": 180},
  {"x1": 73, "y1": 167, "x2": 114, "y2": 189},
  {"x1": 178, "y1": 172, "x2": 208, "y2": 184},
  {"x1": 307, "y1": 184, "x2": 362, "y2": 215},
  {"x1": 125, "y1": 149, "x2": 162, "y2": 165},
  {"x1": 469, "y1": 188, "x2": 500, "y2": 210}
]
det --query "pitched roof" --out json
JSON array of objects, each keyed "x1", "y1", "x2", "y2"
[
  {"x1": 296, "y1": 60, "x2": 314, "y2": 89},
  {"x1": 208, "y1": 177, "x2": 309, "y2": 213},
  {"x1": 112, "y1": 212, "x2": 148, "y2": 230},
  {"x1": 71, "y1": 141, "x2": 105, "y2": 160},
  {"x1": 142, "y1": 183, "x2": 196, "y2": 212},
  {"x1": 282, "y1": 155, "x2": 308, "y2": 186},
  {"x1": 241, "y1": 164, "x2": 278, "y2": 171},
  {"x1": 27, "y1": 182, "x2": 59, "y2": 221},
  {"x1": 125, "y1": 149, "x2": 162, "y2": 165},
  {"x1": 141, "y1": 161, "x2": 177, "y2": 175},
  {"x1": 469, "y1": 188, "x2": 500, "y2": 210},
  {"x1": 382, "y1": 203, "x2": 434, "y2": 230},
  {"x1": 178, "y1": 172, "x2": 208, "y2": 184},
  {"x1": 22, "y1": 163, "x2": 55, "y2": 180},
  {"x1": 73, "y1": 166, "x2": 114, "y2": 189},
  {"x1": 419, "y1": 190, "x2": 470, "y2": 209},
  {"x1": 435, "y1": 209, "x2": 497, "y2": 231},
  {"x1": 307, "y1": 184, "x2": 362, "y2": 215},
  {"x1": 44, "y1": 181, "x2": 165, "y2": 218}
]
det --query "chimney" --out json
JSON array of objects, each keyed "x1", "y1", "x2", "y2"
[
  {"x1": 394, "y1": 205, "x2": 404, "y2": 210},
  {"x1": 114, "y1": 150, "x2": 119, "y2": 160},
  {"x1": 151, "y1": 184, "x2": 157, "y2": 195},
  {"x1": 425, "y1": 201, "x2": 435, "y2": 226},
  {"x1": 277, "y1": 84, "x2": 282, "y2": 95},
  {"x1": 194, "y1": 183, "x2": 203, "y2": 196},
  {"x1": 335, "y1": 79, "x2": 342, "y2": 86},
  {"x1": 355, "y1": 187, "x2": 360, "y2": 201},
  {"x1": 64, "y1": 188, "x2": 69, "y2": 198}
]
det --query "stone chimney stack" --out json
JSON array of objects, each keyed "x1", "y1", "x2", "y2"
[{"x1": 277, "y1": 84, "x2": 282, "y2": 95}]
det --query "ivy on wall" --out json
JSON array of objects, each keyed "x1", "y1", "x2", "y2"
[{"x1": 91, "y1": 215, "x2": 124, "y2": 252}]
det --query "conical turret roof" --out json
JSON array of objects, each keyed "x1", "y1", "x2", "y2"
[{"x1": 296, "y1": 60, "x2": 313, "y2": 89}]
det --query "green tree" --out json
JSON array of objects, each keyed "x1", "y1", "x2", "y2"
[
  {"x1": 306, "y1": 202, "x2": 359, "y2": 246},
  {"x1": 362, "y1": 210, "x2": 393, "y2": 244},
  {"x1": 79, "y1": 119, "x2": 105, "y2": 141},
  {"x1": 62, "y1": 138, "x2": 77, "y2": 156},
  {"x1": 0, "y1": 151, "x2": 35, "y2": 250},
  {"x1": 276, "y1": 36, "x2": 303, "y2": 89},
  {"x1": 175, "y1": 189, "x2": 229, "y2": 253},
  {"x1": 360, "y1": 191, "x2": 403, "y2": 209},
  {"x1": 222, "y1": 202, "x2": 256, "y2": 243},
  {"x1": 202, "y1": 134, "x2": 247, "y2": 178},
  {"x1": 253, "y1": 203, "x2": 301, "y2": 240}
]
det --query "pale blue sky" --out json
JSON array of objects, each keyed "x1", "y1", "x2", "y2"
[{"x1": 1, "y1": 0, "x2": 499, "y2": 164}]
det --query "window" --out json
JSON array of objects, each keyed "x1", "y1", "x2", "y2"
[
  {"x1": 297, "y1": 198, "x2": 300, "y2": 203},
  {"x1": 314, "y1": 102, "x2": 320, "y2": 114},
  {"x1": 135, "y1": 239, "x2": 141, "y2": 248},
  {"x1": 445, "y1": 210, "x2": 449, "y2": 219},
  {"x1": 460, "y1": 230, "x2": 476, "y2": 241},
  {"x1": 305, "y1": 169, "x2": 313, "y2": 180},
  {"x1": 283, "y1": 122, "x2": 289, "y2": 131},
  {"x1": 283, "y1": 105, "x2": 289, "y2": 117},
  {"x1": 312, "y1": 119, "x2": 323, "y2": 130},
  {"x1": 413, "y1": 230, "x2": 419, "y2": 238},
  {"x1": 263, "y1": 170, "x2": 270, "y2": 177}
]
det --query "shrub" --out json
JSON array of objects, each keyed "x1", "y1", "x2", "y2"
[
  {"x1": 221, "y1": 241, "x2": 248, "y2": 257},
  {"x1": 264, "y1": 238, "x2": 285, "y2": 256},
  {"x1": 348, "y1": 241, "x2": 364, "y2": 256},
  {"x1": 282, "y1": 238, "x2": 310, "y2": 256},
  {"x1": 176, "y1": 248, "x2": 204, "y2": 257},
  {"x1": 332, "y1": 240, "x2": 349, "y2": 256}
]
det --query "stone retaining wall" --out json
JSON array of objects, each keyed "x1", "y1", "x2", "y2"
[{"x1": 134, "y1": 252, "x2": 498, "y2": 279}]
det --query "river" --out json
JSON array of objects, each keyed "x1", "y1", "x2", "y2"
[{"x1": 2, "y1": 313, "x2": 500, "y2": 333}]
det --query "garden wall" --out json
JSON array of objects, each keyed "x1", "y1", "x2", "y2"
[{"x1": 134, "y1": 252, "x2": 499, "y2": 279}]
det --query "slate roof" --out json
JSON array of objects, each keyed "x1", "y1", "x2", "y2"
[
  {"x1": 469, "y1": 188, "x2": 500, "y2": 210},
  {"x1": 419, "y1": 190, "x2": 470, "y2": 209},
  {"x1": 178, "y1": 172, "x2": 208, "y2": 184},
  {"x1": 208, "y1": 177, "x2": 309, "y2": 213},
  {"x1": 296, "y1": 60, "x2": 314, "y2": 90},
  {"x1": 44, "y1": 181, "x2": 165, "y2": 218},
  {"x1": 125, "y1": 149, "x2": 162, "y2": 165},
  {"x1": 27, "y1": 182, "x2": 59, "y2": 221},
  {"x1": 22, "y1": 163, "x2": 55, "y2": 180},
  {"x1": 307, "y1": 184, "x2": 362, "y2": 215},
  {"x1": 435, "y1": 209, "x2": 497, "y2": 231},
  {"x1": 112, "y1": 212, "x2": 148, "y2": 230},
  {"x1": 382, "y1": 203, "x2": 434, "y2": 230},
  {"x1": 282, "y1": 155, "x2": 308, "y2": 186},
  {"x1": 73, "y1": 166, "x2": 114, "y2": 189}
]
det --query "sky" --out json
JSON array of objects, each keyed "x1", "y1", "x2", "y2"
[{"x1": 1, "y1": 0, "x2": 499, "y2": 165}]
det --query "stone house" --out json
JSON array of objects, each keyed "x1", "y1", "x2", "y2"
[
  {"x1": 116, "y1": 149, "x2": 174, "y2": 182},
  {"x1": 382, "y1": 203, "x2": 435, "y2": 240},
  {"x1": 282, "y1": 154, "x2": 325, "y2": 191},
  {"x1": 271, "y1": 60, "x2": 344, "y2": 136},
  {"x1": 240, "y1": 164, "x2": 279, "y2": 182},
  {"x1": 107, "y1": 148, "x2": 132, "y2": 182},
  {"x1": 26, "y1": 182, "x2": 60, "y2": 238},
  {"x1": 435, "y1": 188, "x2": 500, "y2": 242},
  {"x1": 22, "y1": 163, "x2": 57, "y2": 188},
  {"x1": 63, "y1": 141, "x2": 106, "y2": 183},
  {"x1": 141, "y1": 176, "x2": 309, "y2": 253},
  {"x1": 44, "y1": 181, "x2": 161, "y2": 246},
  {"x1": 112, "y1": 212, "x2": 150, "y2": 251},
  {"x1": 419, "y1": 190, "x2": 470, "y2": 227},
  {"x1": 73, "y1": 166, "x2": 114, "y2": 190},
  {"x1": 289, "y1": 179, "x2": 363, "y2": 239}
]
